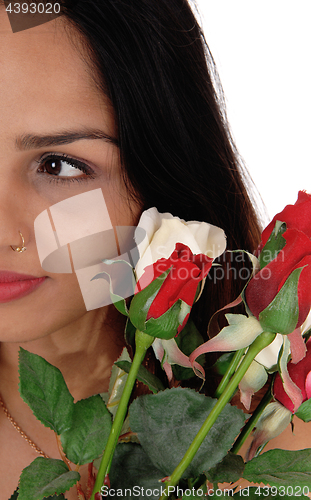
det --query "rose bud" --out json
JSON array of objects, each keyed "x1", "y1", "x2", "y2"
[
  {"x1": 245, "y1": 192, "x2": 311, "y2": 335},
  {"x1": 129, "y1": 243, "x2": 214, "y2": 340}
]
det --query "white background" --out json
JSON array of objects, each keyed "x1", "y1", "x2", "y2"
[{"x1": 194, "y1": 0, "x2": 311, "y2": 223}]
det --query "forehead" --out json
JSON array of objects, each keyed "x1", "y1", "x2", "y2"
[{"x1": 0, "y1": 9, "x2": 114, "y2": 138}]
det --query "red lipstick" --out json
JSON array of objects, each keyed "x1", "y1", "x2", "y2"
[{"x1": 0, "y1": 271, "x2": 46, "y2": 303}]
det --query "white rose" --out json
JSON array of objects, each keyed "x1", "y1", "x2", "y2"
[{"x1": 134, "y1": 207, "x2": 227, "y2": 282}]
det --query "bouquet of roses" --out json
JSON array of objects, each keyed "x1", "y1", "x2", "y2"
[{"x1": 14, "y1": 191, "x2": 311, "y2": 500}]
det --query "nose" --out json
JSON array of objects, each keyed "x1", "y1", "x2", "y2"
[{"x1": 0, "y1": 172, "x2": 31, "y2": 254}]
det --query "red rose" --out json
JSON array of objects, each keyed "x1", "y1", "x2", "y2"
[
  {"x1": 130, "y1": 243, "x2": 213, "y2": 339},
  {"x1": 262, "y1": 191, "x2": 311, "y2": 246},
  {"x1": 274, "y1": 340, "x2": 311, "y2": 413},
  {"x1": 245, "y1": 192, "x2": 311, "y2": 331},
  {"x1": 145, "y1": 243, "x2": 211, "y2": 321}
]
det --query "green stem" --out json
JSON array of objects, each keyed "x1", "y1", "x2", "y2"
[
  {"x1": 91, "y1": 329, "x2": 154, "y2": 500},
  {"x1": 159, "y1": 331, "x2": 276, "y2": 500},
  {"x1": 214, "y1": 348, "x2": 245, "y2": 399},
  {"x1": 231, "y1": 382, "x2": 273, "y2": 454}
]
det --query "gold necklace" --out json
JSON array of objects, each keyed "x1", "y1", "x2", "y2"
[{"x1": 0, "y1": 393, "x2": 49, "y2": 458}]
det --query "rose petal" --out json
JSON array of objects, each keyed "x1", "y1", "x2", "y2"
[
  {"x1": 152, "y1": 338, "x2": 165, "y2": 364},
  {"x1": 278, "y1": 336, "x2": 303, "y2": 412},
  {"x1": 186, "y1": 221, "x2": 227, "y2": 259},
  {"x1": 152, "y1": 338, "x2": 205, "y2": 380},
  {"x1": 239, "y1": 360, "x2": 268, "y2": 410},
  {"x1": 138, "y1": 245, "x2": 212, "y2": 318},
  {"x1": 261, "y1": 191, "x2": 311, "y2": 246},
  {"x1": 162, "y1": 361, "x2": 173, "y2": 382},
  {"x1": 305, "y1": 371, "x2": 311, "y2": 400},
  {"x1": 294, "y1": 257, "x2": 311, "y2": 328},
  {"x1": 288, "y1": 328, "x2": 307, "y2": 364},
  {"x1": 255, "y1": 333, "x2": 283, "y2": 370},
  {"x1": 273, "y1": 339, "x2": 311, "y2": 411},
  {"x1": 190, "y1": 314, "x2": 263, "y2": 364}
]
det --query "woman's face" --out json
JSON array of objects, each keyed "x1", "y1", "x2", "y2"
[{"x1": 0, "y1": 10, "x2": 141, "y2": 342}]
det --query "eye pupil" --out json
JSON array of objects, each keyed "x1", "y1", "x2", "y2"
[{"x1": 46, "y1": 159, "x2": 61, "y2": 175}]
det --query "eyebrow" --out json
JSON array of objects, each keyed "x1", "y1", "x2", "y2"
[{"x1": 15, "y1": 129, "x2": 119, "y2": 150}]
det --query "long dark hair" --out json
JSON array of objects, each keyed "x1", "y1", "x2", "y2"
[{"x1": 62, "y1": 0, "x2": 261, "y2": 339}]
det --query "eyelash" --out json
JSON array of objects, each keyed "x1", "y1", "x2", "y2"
[{"x1": 36, "y1": 153, "x2": 96, "y2": 184}]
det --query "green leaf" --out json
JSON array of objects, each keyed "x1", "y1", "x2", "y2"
[
  {"x1": 61, "y1": 395, "x2": 112, "y2": 465},
  {"x1": 295, "y1": 398, "x2": 311, "y2": 422},
  {"x1": 173, "y1": 319, "x2": 205, "y2": 380},
  {"x1": 129, "y1": 268, "x2": 172, "y2": 332},
  {"x1": 259, "y1": 221, "x2": 287, "y2": 270},
  {"x1": 19, "y1": 348, "x2": 74, "y2": 434},
  {"x1": 125, "y1": 318, "x2": 136, "y2": 348},
  {"x1": 10, "y1": 491, "x2": 65, "y2": 500},
  {"x1": 129, "y1": 387, "x2": 246, "y2": 478},
  {"x1": 115, "y1": 360, "x2": 165, "y2": 394},
  {"x1": 143, "y1": 299, "x2": 186, "y2": 339},
  {"x1": 18, "y1": 457, "x2": 80, "y2": 500},
  {"x1": 112, "y1": 297, "x2": 129, "y2": 316},
  {"x1": 107, "y1": 443, "x2": 164, "y2": 499},
  {"x1": 8, "y1": 491, "x2": 64, "y2": 500},
  {"x1": 42, "y1": 497, "x2": 65, "y2": 499},
  {"x1": 206, "y1": 453, "x2": 245, "y2": 484},
  {"x1": 9, "y1": 489, "x2": 19, "y2": 500},
  {"x1": 259, "y1": 267, "x2": 302, "y2": 334},
  {"x1": 244, "y1": 448, "x2": 311, "y2": 487}
]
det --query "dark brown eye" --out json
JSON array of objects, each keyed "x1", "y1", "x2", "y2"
[
  {"x1": 42, "y1": 158, "x2": 63, "y2": 176},
  {"x1": 37, "y1": 154, "x2": 90, "y2": 179}
]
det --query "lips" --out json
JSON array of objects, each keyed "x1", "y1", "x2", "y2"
[{"x1": 0, "y1": 271, "x2": 46, "y2": 303}]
